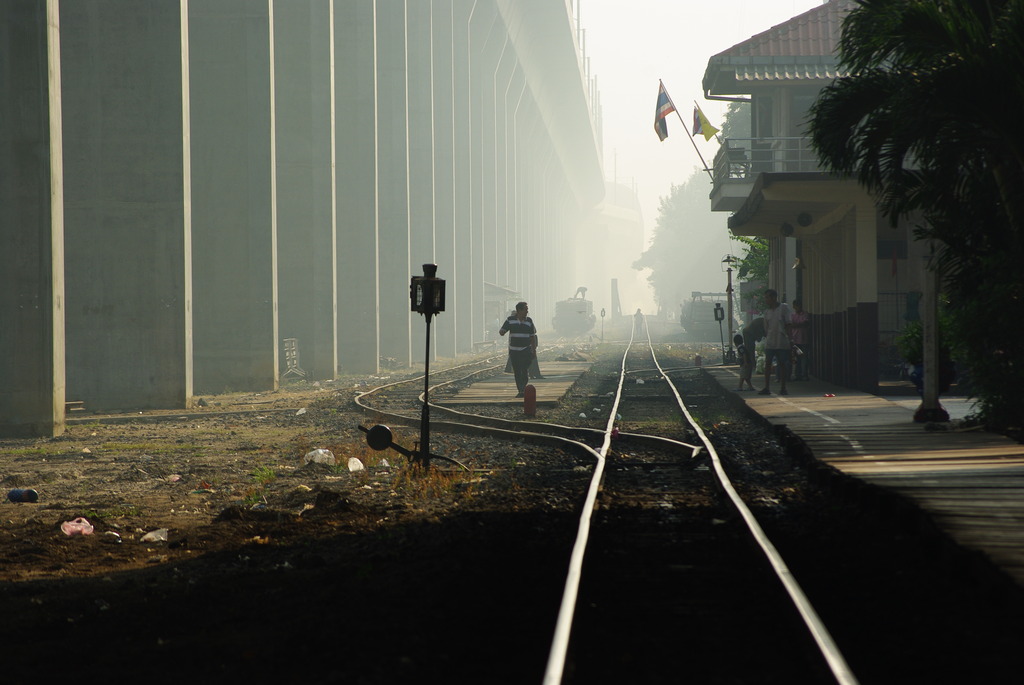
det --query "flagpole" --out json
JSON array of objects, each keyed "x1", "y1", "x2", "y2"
[
  {"x1": 676, "y1": 107, "x2": 714, "y2": 181},
  {"x1": 661, "y1": 83, "x2": 713, "y2": 180}
]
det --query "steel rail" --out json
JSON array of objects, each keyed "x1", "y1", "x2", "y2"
[
  {"x1": 540, "y1": 328, "x2": 633, "y2": 685},
  {"x1": 640, "y1": 335, "x2": 861, "y2": 685}
]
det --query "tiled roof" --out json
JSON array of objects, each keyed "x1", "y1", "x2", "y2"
[
  {"x1": 703, "y1": 0, "x2": 855, "y2": 93},
  {"x1": 720, "y1": 0, "x2": 854, "y2": 59}
]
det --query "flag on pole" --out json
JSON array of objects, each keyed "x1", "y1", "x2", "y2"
[
  {"x1": 692, "y1": 104, "x2": 720, "y2": 141},
  {"x1": 654, "y1": 81, "x2": 676, "y2": 142}
]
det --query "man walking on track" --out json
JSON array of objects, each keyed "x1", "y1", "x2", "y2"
[{"x1": 499, "y1": 301, "x2": 538, "y2": 398}]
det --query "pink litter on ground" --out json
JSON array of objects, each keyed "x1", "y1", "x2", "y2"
[{"x1": 61, "y1": 517, "x2": 94, "y2": 536}]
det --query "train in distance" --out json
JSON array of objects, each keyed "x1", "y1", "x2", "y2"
[
  {"x1": 552, "y1": 287, "x2": 596, "y2": 337},
  {"x1": 679, "y1": 291, "x2": 737, "y2": 342}
]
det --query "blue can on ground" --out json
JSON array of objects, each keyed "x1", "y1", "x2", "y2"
[{"x1": 7, "y1": 488, "x2": 39, "y2": 503}]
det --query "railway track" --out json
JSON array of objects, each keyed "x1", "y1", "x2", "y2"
[
  {"x1": 555, "y1": 339, "x2": 855, "y2": 684},
  {"x1": 354, "y1": 330, "x2": 860, "y2": 684}
]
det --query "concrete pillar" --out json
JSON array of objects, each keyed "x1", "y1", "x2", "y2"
[
  {"x1": 854, "y1": 202, "x2": 879, "y2": 392},
  {"x1": 375, "y1": 0, "x2": 412, "y2": 366},
  {"x1": 61, "y1": 0, "x2": 192, "y2": 411},
  {"x1": 479, "y1": 25, "x2": 504, "y2": 297},
  {"x1": 503, "y1": 71, "x2": 526, "y2": 292},
  {"x1": 490, "y1": 37, "x2": 513, "y2": 288},
  {"x1": 335, "y1": 0, "x2": 379, "y2": 374},
  {"x1": 469, "y1": 3, "x2": 502, "y2": 341},
  {"x1": 452, "y1": 0, "x2": 474, "y2": 353},
  {"x1": 407, "y1": 0, "x2": 435, "y2": 364},
  {"x1": 190, "y1": 0, "x2": 277, "y2": 394},
  {"x1": 0, "y1": 0, "x2": 65, "y2": 436},
  {"x1": 274, "y1": 0, "x2": 337, "y2": 381},
  {"x1": 432, "y1": 0, "x2": 458, "y2": 359}
]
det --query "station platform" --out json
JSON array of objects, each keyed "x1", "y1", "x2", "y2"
[
  {"x1": 437, "y1": 360, "x2": 593, "y2": 405},
  {"x1": 705, "y1": 365, "x2": 1024, "y2": 587}
]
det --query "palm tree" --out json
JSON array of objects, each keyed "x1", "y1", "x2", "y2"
[{"x1": 809, "y1": 0, "x2": 1024, "y2": 428}]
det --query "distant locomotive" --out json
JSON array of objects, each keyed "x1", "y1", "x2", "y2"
[
  {"x1": 680, "y1": 291, "x2": 734, "y2": 342},
  {"x1": 552, "y1": 288, "x2": 596, "y2": 337}
]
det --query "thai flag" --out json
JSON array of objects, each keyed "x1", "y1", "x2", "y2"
[{"x1": 654, "y1": 82, "x2": 675, "y2": 142}]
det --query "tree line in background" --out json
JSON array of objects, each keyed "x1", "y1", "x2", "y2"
[{"x1": 811, "y1": 0, "x2": 1024, "y2": 429}]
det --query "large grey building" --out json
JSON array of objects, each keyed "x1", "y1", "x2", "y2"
[{"x1": 1, "y1": 0, "x2": 604, "y2": 437}]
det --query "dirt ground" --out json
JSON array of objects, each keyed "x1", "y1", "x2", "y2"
[
  {"x1": 0, "y1": 378, "x2": 499, "y2": 582},
  {"x1": 0, "y1": 376, "x2": 586, "y2": 682},
  {"x1": 3, "y1": 367, "x2": 1023, "y2": 683}
]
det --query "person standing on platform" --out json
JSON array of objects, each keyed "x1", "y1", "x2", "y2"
[
  {"x1": 499, "y1": 301, "x2": 538, "y2": 397},
  {"x1": 740, "y1": 317, "x2": 765, "y2": 389},
  {"x1": 759, "y1": 289, "x2": 792, "y2": 396},
  {"x1": 734, "y1": 333, "x2": 755, "y2": 391},
  {"x1": 790, "y1": 299, "x2": 810, "y2": 381}
]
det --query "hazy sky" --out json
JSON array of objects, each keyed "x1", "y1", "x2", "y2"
[{"x1": 580, "y1": 0, "x2": 824, "y2": 307}]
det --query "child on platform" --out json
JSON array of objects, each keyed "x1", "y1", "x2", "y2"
[{"x1": 735, "y1": 333, "x2": 755, "y2": 391}]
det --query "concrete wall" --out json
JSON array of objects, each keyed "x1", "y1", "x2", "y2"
[
  {"x1": 190, "y1": 0, "x2": 277, "y2": 395},
  {"x1": 275, "y1": 0, "x2": 336, "y2": 381},
  {"x1": 335, "y1": 0, "x2": 380, "y2": 375},
  {"x1": 1, "y1": 0, "x2": 603, "y2": 435},
  {"x1": 62, "y1": 0, "x2": 192, "y2": 411},
  {"x1": 375, "y1": 0, "x2": 412, "y2": 367}
]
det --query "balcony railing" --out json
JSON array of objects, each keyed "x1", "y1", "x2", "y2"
[{"x1": 711, "y1": 137, "x2": 823, "y2": 187}]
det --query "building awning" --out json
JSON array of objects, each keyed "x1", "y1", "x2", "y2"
[{"x1": 709, "y1": 56, "x2": 846, "y2": 85}]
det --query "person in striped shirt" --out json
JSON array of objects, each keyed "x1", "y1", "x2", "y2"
[{"x1": 499, "y1": 301, "x2": 538, "y2": 397}]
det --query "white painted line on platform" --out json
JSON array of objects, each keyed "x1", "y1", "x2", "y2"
[
  {"x1": 776, "y1": 397, "x2": 841, "y2": 424},
  {"x1": 837, "y1": 434, "x2": 866, "y2": 454}
]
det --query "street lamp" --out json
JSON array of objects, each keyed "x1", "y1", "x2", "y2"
[
  {"x1": 410, "y1": 264, "x2": 445, "y2": 468},
  {"x1": 722, "y1": 254, "x2": 738, "y2": 363}
]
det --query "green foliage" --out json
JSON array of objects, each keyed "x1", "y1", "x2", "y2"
[
  {"x1": 250, "y1": 465, "x2": 277, "y2": 485},
  {"x1": 720, "y1": 101, "x2": 750, "y2": 139},
  {"x1": 810, "y1": 0, "x2": 1024, "y2": 428},
  {"x1": 894, "y1": 313, "x2": 953, "y2": 367},
  {"x1": 732, "y1": 235, "x2": 768, "y2": 282}
]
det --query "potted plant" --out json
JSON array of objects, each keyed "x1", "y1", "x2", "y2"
[{"x1": 895, "y1": 318, "x2": 955, "y2": 395}]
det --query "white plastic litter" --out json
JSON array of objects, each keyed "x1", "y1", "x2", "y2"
[
  {"x1": 578, "y1": 413, "x2": 587, "y2": 418},
  {"x1": 295, "y1": 407, "x2": 307, "y2": 416},
  {"x1": 303, "y1": 448, "x2": 336, "y2": 465},
  {"x1": 60, "y1": 517, "x2": 94, "y2": 536},
  {"x1": 348, "y1": 457, "x2": 366, "y2": 472},
  {"x1": 140, "y1": 528, "x2": 169, "y2": 542}
]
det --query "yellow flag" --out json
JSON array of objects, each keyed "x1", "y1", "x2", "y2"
[{"x1": 692, "y1": 105, "x2": 720, "y2": 142}]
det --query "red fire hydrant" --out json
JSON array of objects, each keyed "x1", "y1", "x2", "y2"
[{"x1": 524, "y1": 384, "x2": 537, "y2": 416}]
